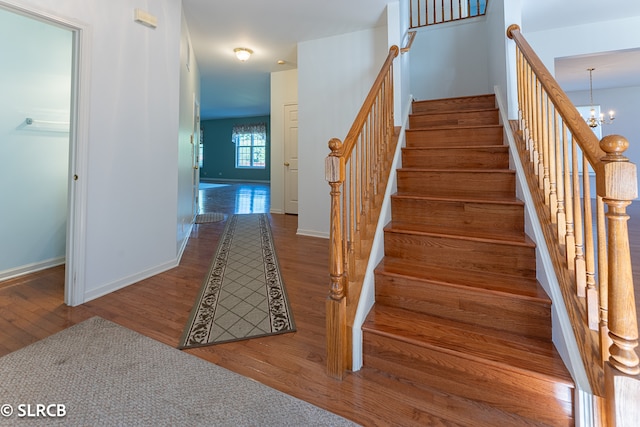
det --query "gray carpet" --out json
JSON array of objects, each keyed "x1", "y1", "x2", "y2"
[
  {"x1": 0, "y1": 317, "x2": 357, "y2": 426},
  {"x1": 180, "y1": 214, "x2": 295, "y2": 349},
  {"x1": 194, "y1": 212, "x2": 226, "y2": 224}
]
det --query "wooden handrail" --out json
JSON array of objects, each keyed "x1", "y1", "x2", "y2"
[
  {"x1": 325, "y1": 45, "x2": 400, "y2": 379},
  {"x1": 507, "y1": 25, "x2": 605, "y2": 167},
  {"x1": 507, "y1": 24, "x2": 638, "y2": 423},
  {"x1": 401, "y1": 31, "x2": 417, "y2": 54}
]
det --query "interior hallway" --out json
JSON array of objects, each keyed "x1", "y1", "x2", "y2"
[
  {"x1": 0, "y1": 182, "x2": 639, "y2": 426},
  {"x1": 0, "y1": 182, "x2": 416, "y2": 426}
]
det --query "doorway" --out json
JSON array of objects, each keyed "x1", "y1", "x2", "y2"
[{"x1": 0, "y1": 2, "x2": 87, "y2": 306}]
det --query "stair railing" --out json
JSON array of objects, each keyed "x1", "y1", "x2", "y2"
[
  {"x1": 325, "y1": 45, "x2": 400, "y2": 379},
  {"x1": 507, "y1": 24, "x2": 638, "y2": 422},
  {"x1": 410, "y1": 0, "x2": 488, "y2": 28}
]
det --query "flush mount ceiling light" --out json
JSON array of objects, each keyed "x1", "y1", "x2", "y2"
[{"x1": 234, "y1": 47, "x2": 253, "y2": 62}]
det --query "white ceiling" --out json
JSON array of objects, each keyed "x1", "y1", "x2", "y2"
[
  {"x1": 183, "y1": 0, "x2": 640, "y2": 119},
  {"x1": 555, "y1": 48, "x2": 640, "y2": 93},
  {"x1": 183, "y1": 0, "x2": 391, "y2": 119}
]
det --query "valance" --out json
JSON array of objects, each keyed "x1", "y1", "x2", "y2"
[{"x1": 232, "y1": 122, "x2": 266, "y2": 142}]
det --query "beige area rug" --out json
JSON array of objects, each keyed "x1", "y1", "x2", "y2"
[
  {"x1": 194, "y1": 212, "x2": 226, "y2": 224},
  {"x1": 179, "y1": 213, "x2": 295, "y2": 349},
  {"x1": 0, "y1": 317, "x2": 357, "y2": 426}
]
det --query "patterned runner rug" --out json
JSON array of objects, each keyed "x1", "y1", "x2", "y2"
[{"x1": 179, "y1": 213, "x2": 295, "y2": 349}]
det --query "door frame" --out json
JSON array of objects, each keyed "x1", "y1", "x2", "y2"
[
  {"x1": 192, "y1": 96, "x2": 201, "y2": 218},
  {"x1": 283, "y1": 103, "x2": 298, "y2": 214},
  {"x1": 0, "y1": 0, "x2": 90, "y2": 306}
]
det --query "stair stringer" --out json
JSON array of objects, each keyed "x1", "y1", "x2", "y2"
[
  {"x1": 495, "y1": 85, "x2": 597, "y2": 427},
  {"x1": 350, "y1": 96, "x2": 412, "y2": 371}
]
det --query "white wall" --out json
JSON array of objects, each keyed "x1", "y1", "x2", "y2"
[
  {"x1": 487, "y1": 0, "x2": 522, "y2": 119},
  {"x1": 297, "y1": 26, "x2": 388, "y2": 237},
  {"x1": 270, "y1": 69, "x2": 298, "y2": 214},
  {"x1": 0, "y1": 8, "x2": 71, "y2": 278},
  {"x1": 2, "y1": 0, "x2": 185, "y2": 303},
  {"x1": 398, "y1": 0, "x2": 412, "y2": 121},
  {"x1": 409, "y1": 17, "x2": 490, "y2": 101},
  {"x1": 177, "y1": 11, "x2": 201, "y2": 253}
]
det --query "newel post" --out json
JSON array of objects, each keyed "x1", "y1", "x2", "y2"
[
  {"x1": 599, "y1": 135, "x2": 640, "y2": 426},
  {"x1": 325, "y1": 138, "x2": 347, "y2": 379},
  {"x1": 598, "y1": 135, "x2": 639, "y2": 375}
]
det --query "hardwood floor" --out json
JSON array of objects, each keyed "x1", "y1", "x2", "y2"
[
  {"x1": 0, "y1": 182, "x2": 417, "y2": 426},
  {"x1": 1, "y1": 181, "x2": 639, "y2": 425}
]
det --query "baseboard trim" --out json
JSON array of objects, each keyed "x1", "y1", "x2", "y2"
[
  {"x1": 0, "y1": 257, "x2": 65, "y2": 283},
  {"x1": 200, "y1": 178, "x2": 270, "y2": 184},
  {"x1": 83, "y1": 258, "x2": 179, "y2": 303},
  {"x1": 296, "y1": 229, "x2": 329, "y2": 239}
]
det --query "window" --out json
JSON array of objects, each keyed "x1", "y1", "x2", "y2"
[{"x1": 233, "y1": 123, "x2": 266, "y2": 169}]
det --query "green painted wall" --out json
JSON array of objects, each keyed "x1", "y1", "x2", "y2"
[{"x1": 200, "y1": 115, "x2": 270, "y2": 181}]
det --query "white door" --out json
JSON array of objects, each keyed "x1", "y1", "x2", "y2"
[{"x1": 284, "y1": 104, "x2": 298, "y2": 214}]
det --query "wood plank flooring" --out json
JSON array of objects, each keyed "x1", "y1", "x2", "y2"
[
  {"x1": 0, "y1": 182, "x2": 421, "y2": 426},
  {"x1": 1, "y1": 181, "x2": 639, "y2": 426}
]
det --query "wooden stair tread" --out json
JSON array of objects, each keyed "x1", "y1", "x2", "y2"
[
  {"x1": 397, "y1": 190, "x2": 517, "y2": 202},
  {"x1": 389, "y1": 221, "x2": 527, "y2": 242},
  {"x1": 410, "y1": 107, "x2": 499, "y2": 117},
  {"x1": 376, "y1": 257, "x2": 548, "y2": 301},
  {"x1": 398, "y1": 167, "x2": 515, "y2": 174},
  {"x1": 402, "y1": 144, "x2": 507, "y2": 151},
  {"x1": 391, "y1": 192, "x2": 523, "y2": 206},
  {"x1": 363, "y1": 305, "x2": 574, "y2": 386},
  {"x1": 406, "y1": 124, "x2": 503, "y2": 131},
  {"x1": 412, "y1": 94, "x2": 496, "y2": 114},
  {"x1": 384, "y1": 224, "x2": 536, "y2": 248}
]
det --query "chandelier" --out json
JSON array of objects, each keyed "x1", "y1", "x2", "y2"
[{"x1": 585, "y1": 67, "x2": 615, "y2": 128}]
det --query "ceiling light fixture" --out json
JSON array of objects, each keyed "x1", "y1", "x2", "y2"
[
  {"x1": 585, "y1": 67, "x2": 615, "y2": 128},
  {"x1": 234, "y1": 47, "x2": 253, "y2": 62}
]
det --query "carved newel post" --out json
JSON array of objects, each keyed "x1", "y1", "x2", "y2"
[
  {"x1": 325, "y1": 138, "x2": 347, "y2": 379},
  {"x1": 600, "y1": 135, "x2": 640, "y2": 427},
  {"x1": 599, "y1": 135, "x2": 639, "y2": 375}
]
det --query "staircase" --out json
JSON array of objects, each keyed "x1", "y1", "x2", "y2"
[{"x1": 361, "y1": 94, "x2": 575, "y2": 426}]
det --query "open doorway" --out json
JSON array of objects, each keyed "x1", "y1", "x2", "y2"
[{"x1": 0, "y1": 3, "x2": 87, "y2": 306}]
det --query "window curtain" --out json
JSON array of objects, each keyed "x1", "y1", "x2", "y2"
[{"x1": 232, "y1": 122, "x2": 266, "y2": 142}]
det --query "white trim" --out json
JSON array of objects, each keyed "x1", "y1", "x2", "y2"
[
  {"x1": 495, "y1": 85, "x2": 595, "y2": 425},
  {"x1": 66, "y1": 17, "x2": 91, "y2": 307},
  {"x1": 83, "y1": 258, "x2": 179, "y2": 303},
  {"x1": 351, "y1": 96, "x2": 412, "y2": 371},
  {"x1": 0, "y1": 0, "x2": 92, "y2": 307},
  {"x1": 296, "y1": 229, "x2": 329, "y2": 239},
  {"x1": 200, "y1": 178, "x2": 270, "y2": 183},
  {"x1": 576, "y1": 387, "x2": 598, "y2": 427},
  {"x1": 176, "y1": 223, "x2": 193, "y2": 263},
  {"x1": 0, "y1": 257, "x2": 65, "y2": 282}
]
